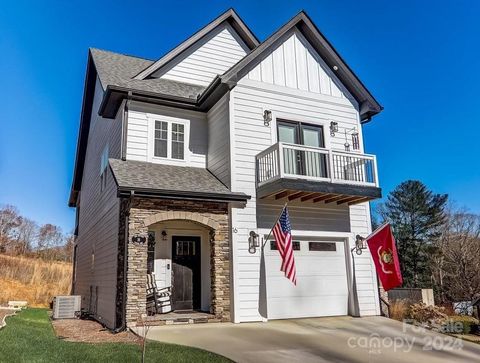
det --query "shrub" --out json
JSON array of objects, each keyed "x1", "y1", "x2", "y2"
[
  {"x1": 405, "y1": 303, "x2": 448, "y2": 326},
  {"x1": 445, "y1": 315, "x2": 479, "y2": 335}
]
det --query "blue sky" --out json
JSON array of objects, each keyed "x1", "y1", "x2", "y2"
[{"x1": 0, "y1": 0, "x2": 479, "y2": 232}]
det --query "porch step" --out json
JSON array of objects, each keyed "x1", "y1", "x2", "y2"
[{"x1": 144, "y1": 311, "x2": 219, "y2": 326}]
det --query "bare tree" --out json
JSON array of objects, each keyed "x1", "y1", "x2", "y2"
[
  {"x1": 0, "y1": 205, "x2": 22, "y2": 252},
  {"x1": 37, "y1": 223, "x2": 64, "y2": 260},
  {"x1": 432, "y1": 210, "x2": 480, "y2": 304},
  {"x1": 12, "y1": 218, "x2": 38, "y2": 254}
]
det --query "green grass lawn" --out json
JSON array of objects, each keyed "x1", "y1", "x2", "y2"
[{"x1": 0, "y1": 309, "x2": 230, "y2": 362}]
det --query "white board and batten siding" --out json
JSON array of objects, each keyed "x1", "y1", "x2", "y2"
[
  {"x1": 126, "y1": 102, "x2": 207, "y2": 168},
  {"x1": 229, "y1": 29, "x2": 380, "y2": 322},
  {"x1": 153, "y1": 23, "x2": 250, "y2": 87}
]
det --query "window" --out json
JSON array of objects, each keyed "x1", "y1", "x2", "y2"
[
  {"x1": 151, "y1": 118, "x2": 187, "y2": 161},
  {"x1": 270, "y1": 241, "x2": 300, "y2": 251},
  {"x1": 277, "y1": 120, "x2": 327, "y2": 178},
  {"x1": 309, "y1": 242, "x2": 336, "y2": 251},
  {"x1": 154, "y1": 121, "x2": 168, "y2": 157},
  {"x1": 171, "y1": 123, "x2": 185, "y2": 160},
  {"x1": 176, "y1": 240, "x2": 196, "y2": 256},
  {"x1": 100, "y1": 145, "x2": 109, "y2": 191}
]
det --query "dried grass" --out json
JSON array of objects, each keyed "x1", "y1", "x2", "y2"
[
  {"x1": 0, "y1": 254, "x2": 71, "y2": 307},
  {"x1": 390, "y1": 299, "x2": 410, "y2": 321}
]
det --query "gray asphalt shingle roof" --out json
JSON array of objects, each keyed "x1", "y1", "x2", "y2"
[
  {"x1": 109, "y1": 159, "x2": 249, "y2": 201},
  {"x1": 90, "y1": 48, "x2": 205, "y2": 99}
]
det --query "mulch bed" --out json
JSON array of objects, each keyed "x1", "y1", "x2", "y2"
[{"x1": 51, "y1": 318, "x2": 141, "y2": 344}]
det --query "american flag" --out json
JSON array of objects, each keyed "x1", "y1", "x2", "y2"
[{"x1": 272, "y1": 207, "x2": 297, "y2": 285}]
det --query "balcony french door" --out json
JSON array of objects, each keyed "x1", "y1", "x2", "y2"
[{"x1": 277, "y1": 120, "x2": 328, "y2": 178}]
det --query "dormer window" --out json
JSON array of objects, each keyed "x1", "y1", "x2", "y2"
[{"x1": 148, "y1": 115, "x2": 189, "y2": 162}]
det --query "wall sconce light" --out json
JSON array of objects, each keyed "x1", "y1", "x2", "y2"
[
  {"x1": 161, "y1": 230, "x2": 167, "y2": 241},
  {"x1": 352, "y1": 131, "x2": 360, "y2": 150},
  {"x1": 248, "y1": 231, "x2": 260, "y2": 254},
  {"x1": 352, "y1": 235, "x2": 367, "y2": 255},
  {"x1": 329, "y1": 121, "x2": 338, "y2": 136},
  {"x1": 263, "y1": 110, "x2": 272, "y2": 127}
]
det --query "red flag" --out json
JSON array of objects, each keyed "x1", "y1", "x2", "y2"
[{"x1": 366, "y1": 224, "x2": 402, "y2": 291}]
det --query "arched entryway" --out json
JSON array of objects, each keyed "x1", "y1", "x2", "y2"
[{"x1": 123, "y1": 199, "x2": 230, "y2": 327}]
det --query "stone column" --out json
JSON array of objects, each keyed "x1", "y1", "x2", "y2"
[
  {"x1": 210, "y1": 214, "x2": 231, "y2": 321},
  {"x1": 125, "y1": 209, "x2": 148, "y2": 327}
]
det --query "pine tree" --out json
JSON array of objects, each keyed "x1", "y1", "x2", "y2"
[{"x1": 378, "y1": 180, "x2": 448, "y2": 287}]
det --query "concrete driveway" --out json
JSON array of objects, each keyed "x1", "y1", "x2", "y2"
[{"x1": 144, "y1": 316, "x2": 480, "y2": 363}]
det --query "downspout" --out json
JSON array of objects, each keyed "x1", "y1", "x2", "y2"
[
  {"x1": 113, "y1": 191, "x2": 133, "y2": 333},
  {"x1": 120, "y1": 91, "x2": 132, "y2": 161}
]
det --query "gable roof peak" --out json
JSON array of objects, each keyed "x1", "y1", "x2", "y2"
[
  {"x1": 220, "y1": 9, "x2": 383, "y2": 121},
  {"x1": 133, "y1": 8, "x2": 259, "y2": 81}
]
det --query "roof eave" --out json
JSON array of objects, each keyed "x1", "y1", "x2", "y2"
[
  {"x1": 117, "y1": 186, "x2": 251, "y2": 203},
  {"x1": 99, "y1": 85, "x2": 199, "y2": 118},
  {"x1": 69, "y1": 50, "x2": 97, "y2": 207}
]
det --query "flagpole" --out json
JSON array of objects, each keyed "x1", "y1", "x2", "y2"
[{"x1": 261, "y1": 202, "x2": 288, "y2": 249}]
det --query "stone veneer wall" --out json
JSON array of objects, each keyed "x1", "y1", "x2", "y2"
[{"x1": 123, "y1": 198, "x2": 230, "y2": 327}]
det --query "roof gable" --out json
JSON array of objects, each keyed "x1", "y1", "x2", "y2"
[
  {"x1": 152, "y1": 23, "x2": 250, "y2": 87},
  {"x1": 220, "y1": 11, "x2": 382, "y2": 120},
  {"x1": 244, "y1": 28, "x2": 354, "y2": 104},
  {"x1": 133, "y1": 9, "x2": 258, "y2": 81}
]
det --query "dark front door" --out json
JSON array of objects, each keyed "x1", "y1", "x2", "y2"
[{"x1": 171, "y1": 236, "x2": 201, "y2": 311}]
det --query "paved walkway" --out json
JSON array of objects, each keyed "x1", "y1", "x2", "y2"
[{"x1": 145, "y1": 316, "x2": 480, "y2": 363}]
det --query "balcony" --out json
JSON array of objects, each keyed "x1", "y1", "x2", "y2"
[{"x1": 255, "y1": 143, "x2": 381, "y2": 205}]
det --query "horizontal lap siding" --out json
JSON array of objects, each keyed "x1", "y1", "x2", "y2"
[
  {"x1": 126, "y1": 103, "x2": 207, "y2": 168},
  {"x1": 230, "y1": 78, "x2": 364, "y2": 321},
  {"x1": 155, "y1": 24, "x2": 249, "y2": 87},
  {"x1": 75, "y1": 77, "x2": 122, "y2": 329},
  {"x1": 207, "y1": 94, "x2": 230, "y2": 187},
  {"x1": 349, "y1": 203, "x2": 380, "y2": 315}
]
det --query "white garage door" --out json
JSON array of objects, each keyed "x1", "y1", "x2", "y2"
[{"x1": 265, "y1": 239, "x2": 349, "y2": 319}]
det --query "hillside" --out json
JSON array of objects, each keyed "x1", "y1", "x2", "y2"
[{"x1": 0, "y1": 254, "x2": 72, "y2": 307}]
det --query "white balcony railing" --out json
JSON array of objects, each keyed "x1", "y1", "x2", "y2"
[{"x1": 256, "y1": 142, "x2": 379, "y2": 188}]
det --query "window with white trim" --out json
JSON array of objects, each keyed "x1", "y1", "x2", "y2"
[
  {"x1": 151, "y1": 118, "x2": 188, "y2": 161},
  {"x1": 154, "y1": 121, "x2": 168, "y2": 158},
  {"x1": 171, "y1": 123, "x2": 185, "y2": 160}
]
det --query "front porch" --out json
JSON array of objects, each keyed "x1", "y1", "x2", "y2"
[{"x1": 121, "y1": 199, "x2": 232, "y2": 328}]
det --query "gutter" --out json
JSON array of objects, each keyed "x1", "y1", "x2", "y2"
[
  {"x1": 117, "y1": 186, "x2": 250, "y2": 203},
  {"x1": 113, "y1": 191, "x2": 133, "y2": 333},
  {"x1": 99, "y1": 85, "x2": 199, "y2": 118},
  {"x1": 120, "y1": 92, "x2": 132, "y2": 161}
]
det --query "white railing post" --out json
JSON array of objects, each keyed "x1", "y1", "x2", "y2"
[
  {"x1": 328, "y1": 149, "x2": 334, "y2": 183},
  {"x1": 278, "y1": 142, "x2": 284, "y2": 178},
  {"x1": 372, "y1": 155, "x2": 379, "y2": 187}
]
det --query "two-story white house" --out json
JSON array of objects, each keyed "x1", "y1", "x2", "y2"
[{"x1": 69, "y1": 9, "x2": 383, "y2": 330}]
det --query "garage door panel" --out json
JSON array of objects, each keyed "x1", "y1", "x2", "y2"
[
  {"x1": 268, "y1": 295, "x2": 349, "y2": 319},
  {"x1": 266, "y1": 257, "x2": 346, "y2": 275},
  {"x1": 266, "y1": 239, "x2": 349, "y2": 319},
  {"x1": 267, "y1": 275, "x2": 347, "y2": 298}
]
